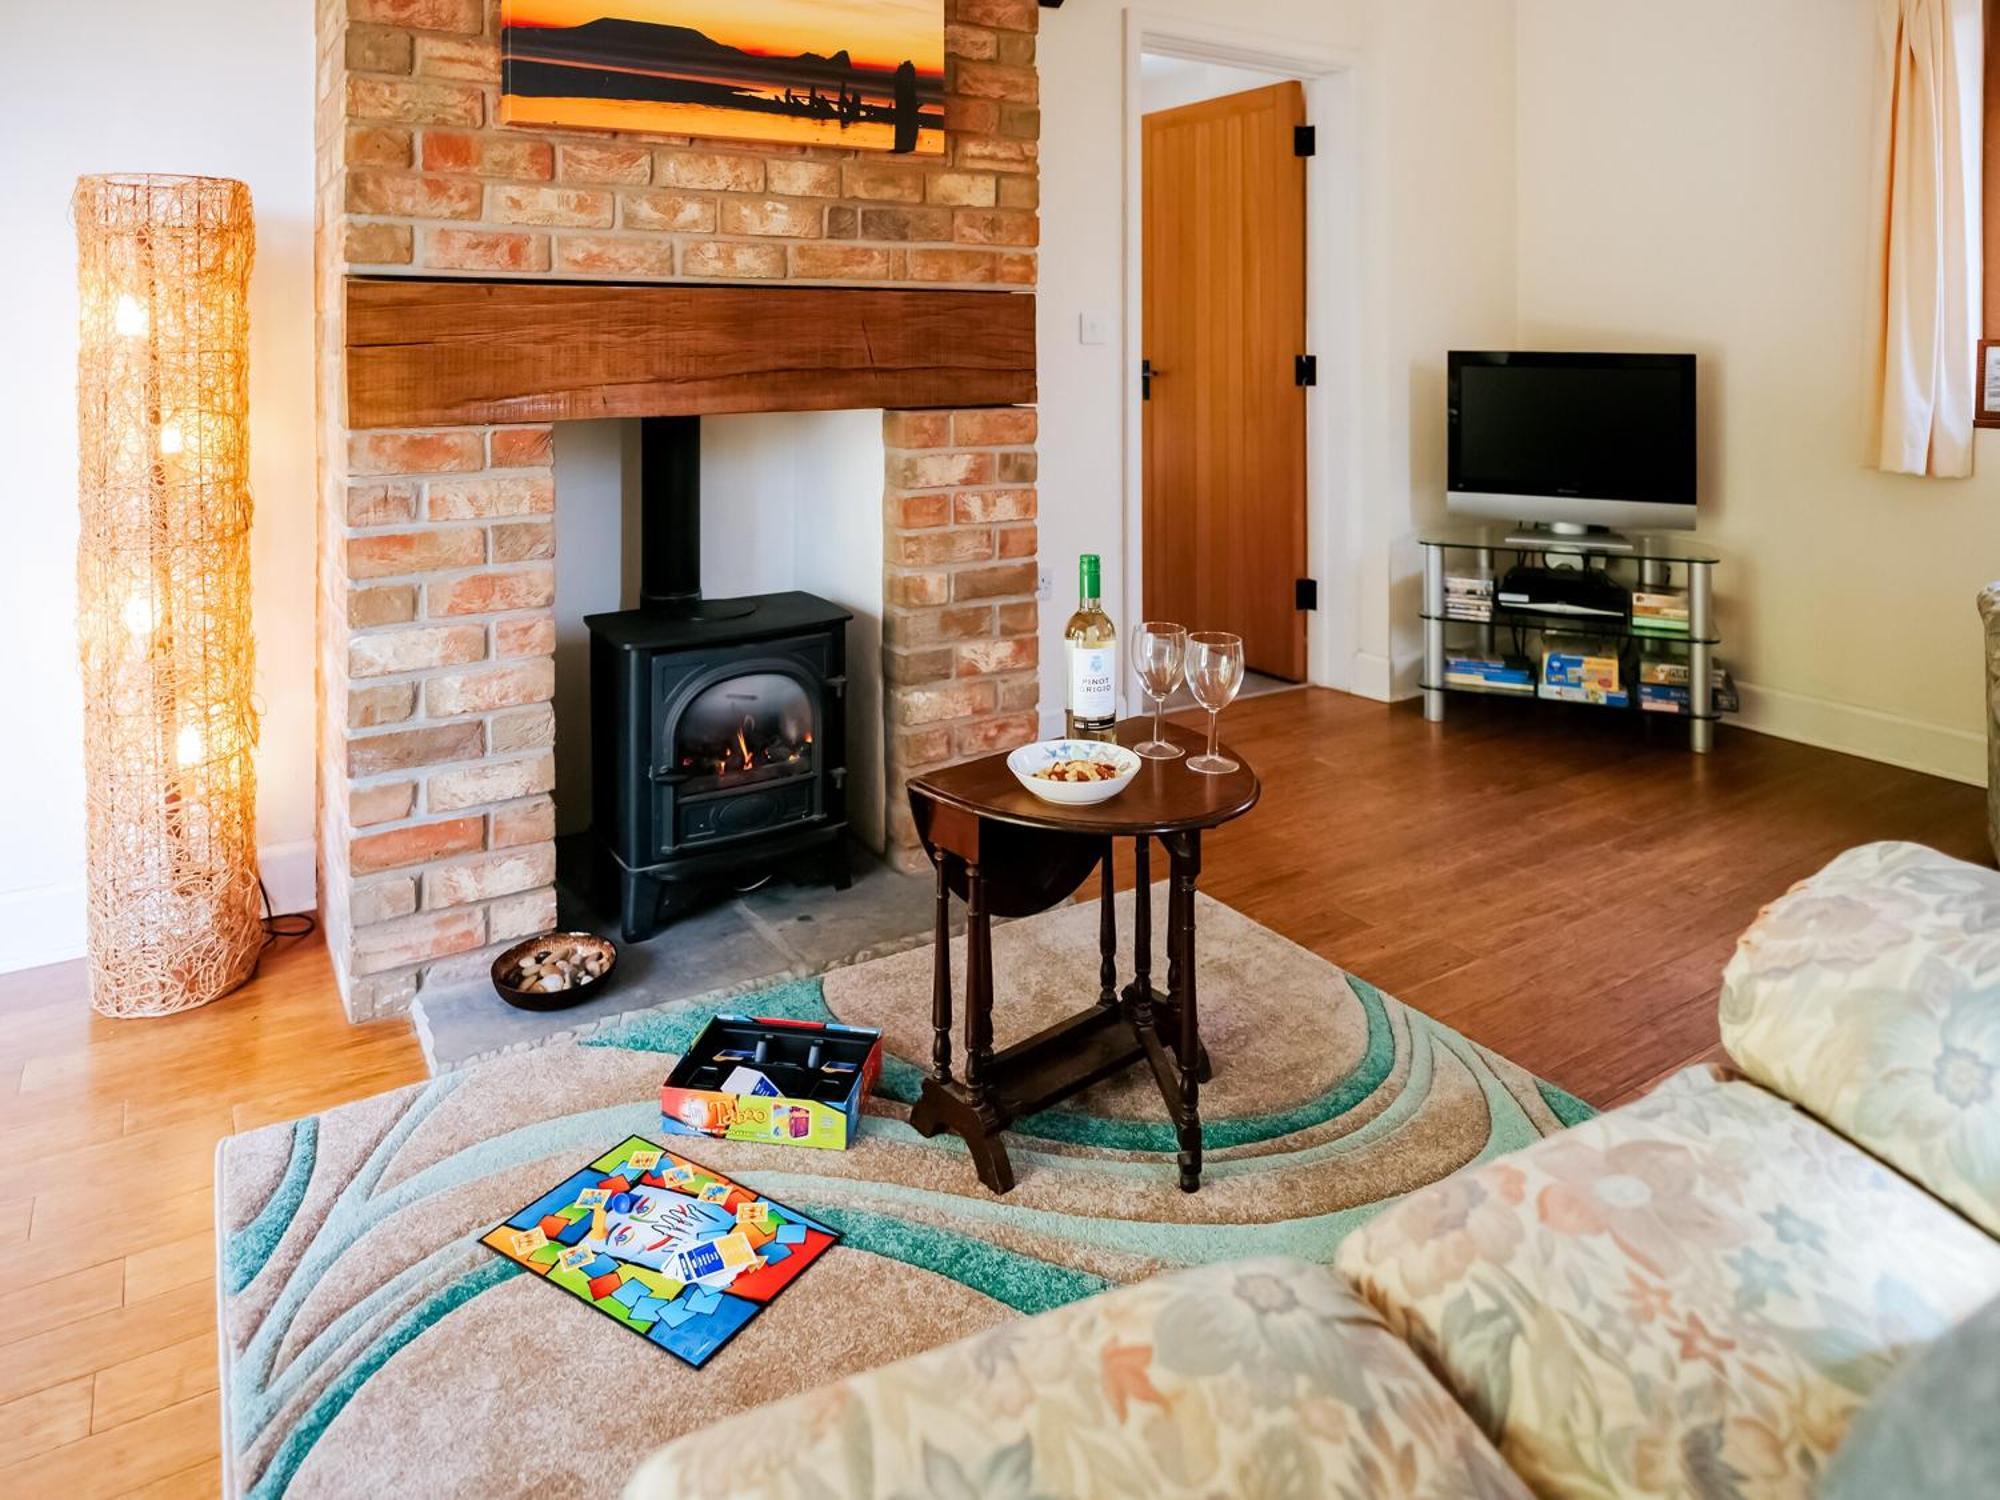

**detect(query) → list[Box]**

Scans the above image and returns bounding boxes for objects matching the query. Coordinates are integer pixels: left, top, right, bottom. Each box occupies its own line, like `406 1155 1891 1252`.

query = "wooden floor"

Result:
0 688 1986 1494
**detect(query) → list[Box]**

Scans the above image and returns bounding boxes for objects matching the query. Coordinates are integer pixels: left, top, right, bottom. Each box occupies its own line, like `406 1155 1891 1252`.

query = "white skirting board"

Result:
1732 681 1986 788
0 876 86 976
0 838 318 977
1344 650 1400 702
1369 650 1985 789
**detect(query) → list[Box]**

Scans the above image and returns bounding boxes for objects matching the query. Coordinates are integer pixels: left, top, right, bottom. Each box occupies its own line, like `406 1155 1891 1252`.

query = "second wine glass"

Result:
1185 632 1245 774
1133 622 1187 759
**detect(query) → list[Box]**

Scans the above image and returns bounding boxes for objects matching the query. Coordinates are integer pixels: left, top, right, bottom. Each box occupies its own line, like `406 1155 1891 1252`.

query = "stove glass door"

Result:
671 671 816 796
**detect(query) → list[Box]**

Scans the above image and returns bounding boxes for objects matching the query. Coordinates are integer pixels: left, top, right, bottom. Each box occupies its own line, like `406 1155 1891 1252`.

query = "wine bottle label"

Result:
1068 642 1116 720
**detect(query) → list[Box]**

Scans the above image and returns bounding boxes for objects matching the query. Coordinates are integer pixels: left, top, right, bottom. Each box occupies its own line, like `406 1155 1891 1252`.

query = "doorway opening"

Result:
1121 22 1357 703
1140 56 1308 688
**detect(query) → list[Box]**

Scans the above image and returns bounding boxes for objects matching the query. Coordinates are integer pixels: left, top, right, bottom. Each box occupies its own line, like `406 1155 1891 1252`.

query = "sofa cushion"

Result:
1819 1290 2000 1498
1719 839 2000 1236
1337 1066 2000 1500
625 1257 1531 1500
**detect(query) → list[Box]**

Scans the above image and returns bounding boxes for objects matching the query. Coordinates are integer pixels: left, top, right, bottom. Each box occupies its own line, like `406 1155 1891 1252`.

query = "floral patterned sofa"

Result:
628 843 2000 1499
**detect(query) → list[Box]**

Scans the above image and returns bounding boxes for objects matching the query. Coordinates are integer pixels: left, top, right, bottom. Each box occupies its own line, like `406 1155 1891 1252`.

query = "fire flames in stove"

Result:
673 672 817 794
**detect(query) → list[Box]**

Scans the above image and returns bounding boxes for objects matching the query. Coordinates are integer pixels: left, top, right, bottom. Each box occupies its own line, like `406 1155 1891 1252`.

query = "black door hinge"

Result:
1295 354 1317 387
1295 578 1318 611
1142 358 1156 400
1294 125 1316 157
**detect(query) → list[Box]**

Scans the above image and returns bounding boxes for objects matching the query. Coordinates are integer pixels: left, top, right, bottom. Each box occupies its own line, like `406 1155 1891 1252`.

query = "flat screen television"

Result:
1447 351 1697 536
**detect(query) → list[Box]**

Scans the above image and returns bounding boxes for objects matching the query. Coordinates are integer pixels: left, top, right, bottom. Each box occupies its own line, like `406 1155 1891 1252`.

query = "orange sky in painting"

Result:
502 0 943 73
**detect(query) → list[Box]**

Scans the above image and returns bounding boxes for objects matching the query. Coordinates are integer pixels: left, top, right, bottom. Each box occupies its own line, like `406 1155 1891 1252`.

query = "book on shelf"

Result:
1634 663 1739 714
1712 665 1739 713
1444 653 1534 692
1537 646 1624 706
1631 589 1691 635
1542 649 1620 688
1538 682 1631 707
1443 576 1495 621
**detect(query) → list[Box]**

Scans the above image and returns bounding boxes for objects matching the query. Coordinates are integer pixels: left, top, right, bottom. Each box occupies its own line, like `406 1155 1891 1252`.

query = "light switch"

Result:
1078 313 1110 346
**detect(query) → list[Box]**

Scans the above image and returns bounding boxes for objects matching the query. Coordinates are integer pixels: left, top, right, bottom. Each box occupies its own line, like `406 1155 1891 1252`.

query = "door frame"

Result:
1121 12 1361 691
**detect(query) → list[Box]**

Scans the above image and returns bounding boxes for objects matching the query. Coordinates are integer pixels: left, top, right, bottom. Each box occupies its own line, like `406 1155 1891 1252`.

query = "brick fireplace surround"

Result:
316 0 1042 1020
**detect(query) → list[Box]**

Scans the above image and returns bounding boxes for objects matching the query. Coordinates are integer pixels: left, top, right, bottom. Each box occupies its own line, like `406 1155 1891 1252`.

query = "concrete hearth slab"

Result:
409 850 939 1074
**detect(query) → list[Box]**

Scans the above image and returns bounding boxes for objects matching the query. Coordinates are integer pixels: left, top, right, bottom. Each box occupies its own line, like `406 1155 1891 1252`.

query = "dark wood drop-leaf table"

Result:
906 719 1260 1194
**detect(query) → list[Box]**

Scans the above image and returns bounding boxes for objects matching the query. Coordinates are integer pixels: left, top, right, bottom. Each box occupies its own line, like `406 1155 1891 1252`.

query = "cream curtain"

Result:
1870 0 1983 478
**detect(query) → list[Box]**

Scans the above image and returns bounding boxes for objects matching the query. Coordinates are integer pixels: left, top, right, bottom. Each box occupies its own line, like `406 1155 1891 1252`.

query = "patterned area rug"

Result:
217 888 1590 1497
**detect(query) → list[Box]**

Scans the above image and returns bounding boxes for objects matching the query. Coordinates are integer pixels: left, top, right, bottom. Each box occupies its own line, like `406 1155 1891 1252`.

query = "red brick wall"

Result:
315 0 1041 1019
881 409 1040 865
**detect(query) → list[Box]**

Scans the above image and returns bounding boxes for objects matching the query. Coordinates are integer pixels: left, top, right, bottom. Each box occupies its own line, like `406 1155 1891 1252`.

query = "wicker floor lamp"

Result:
74 174 263 1018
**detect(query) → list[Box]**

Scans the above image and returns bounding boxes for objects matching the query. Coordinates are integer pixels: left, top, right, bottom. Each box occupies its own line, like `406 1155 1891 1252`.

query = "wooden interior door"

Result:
1143 81 1308 680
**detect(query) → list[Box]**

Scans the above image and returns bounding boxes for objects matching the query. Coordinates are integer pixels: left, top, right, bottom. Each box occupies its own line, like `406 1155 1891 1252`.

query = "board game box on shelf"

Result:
481 1134 837 1367
660 1015 883 1151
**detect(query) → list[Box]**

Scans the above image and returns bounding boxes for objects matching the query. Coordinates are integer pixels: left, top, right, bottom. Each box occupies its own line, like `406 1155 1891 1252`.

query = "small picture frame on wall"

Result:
1978 339 2000 427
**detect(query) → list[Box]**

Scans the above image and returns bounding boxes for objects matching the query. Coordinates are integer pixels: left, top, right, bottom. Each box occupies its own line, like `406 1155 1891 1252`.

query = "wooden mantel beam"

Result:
344 278 1037 430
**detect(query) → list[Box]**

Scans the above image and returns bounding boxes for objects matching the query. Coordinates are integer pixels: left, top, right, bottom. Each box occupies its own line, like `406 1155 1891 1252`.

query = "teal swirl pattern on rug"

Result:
214 890 1592 1497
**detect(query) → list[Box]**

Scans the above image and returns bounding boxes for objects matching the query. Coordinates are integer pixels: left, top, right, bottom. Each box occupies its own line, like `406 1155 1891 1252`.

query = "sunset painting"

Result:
499 1 946 156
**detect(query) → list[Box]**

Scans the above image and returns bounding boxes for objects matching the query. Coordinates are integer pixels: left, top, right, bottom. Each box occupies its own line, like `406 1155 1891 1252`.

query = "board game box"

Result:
660 1014 883 1151
480 1134 838 1367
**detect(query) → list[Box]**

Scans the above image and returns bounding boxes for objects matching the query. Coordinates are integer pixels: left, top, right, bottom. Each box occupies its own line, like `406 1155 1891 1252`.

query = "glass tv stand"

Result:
1418 524 1723 753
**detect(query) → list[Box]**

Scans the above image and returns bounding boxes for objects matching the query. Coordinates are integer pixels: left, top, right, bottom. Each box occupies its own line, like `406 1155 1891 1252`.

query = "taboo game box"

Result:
480 1134 837 1367
660 1015 883 1151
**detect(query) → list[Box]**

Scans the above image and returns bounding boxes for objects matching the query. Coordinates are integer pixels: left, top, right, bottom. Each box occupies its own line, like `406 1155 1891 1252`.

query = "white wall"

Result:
1515 0 1991 782
1139 55 1293 115
0 0 317 974
1035 0 1519 727
551 413 887 853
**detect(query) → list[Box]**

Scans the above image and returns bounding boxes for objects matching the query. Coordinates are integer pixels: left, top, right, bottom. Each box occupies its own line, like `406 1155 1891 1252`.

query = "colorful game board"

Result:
480 1134 838 1367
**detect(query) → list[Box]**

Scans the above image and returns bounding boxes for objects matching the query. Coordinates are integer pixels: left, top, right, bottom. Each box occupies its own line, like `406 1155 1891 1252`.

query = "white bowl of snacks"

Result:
1007 738 1142 806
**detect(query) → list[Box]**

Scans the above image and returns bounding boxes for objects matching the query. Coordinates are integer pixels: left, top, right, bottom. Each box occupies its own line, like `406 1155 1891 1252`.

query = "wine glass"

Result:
1184 632 1245 774
1133 622 1188 759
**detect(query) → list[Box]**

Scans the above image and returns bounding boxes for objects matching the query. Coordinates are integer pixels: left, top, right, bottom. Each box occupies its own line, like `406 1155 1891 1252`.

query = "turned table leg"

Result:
1131 836 1151 1011
1168 831 1204 1192
930 851 954 1085
960 860 1013 1194
1097 838 1118 1008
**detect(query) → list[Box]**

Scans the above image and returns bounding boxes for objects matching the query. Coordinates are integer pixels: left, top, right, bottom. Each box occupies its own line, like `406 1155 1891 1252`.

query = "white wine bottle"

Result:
1064 553 1118 741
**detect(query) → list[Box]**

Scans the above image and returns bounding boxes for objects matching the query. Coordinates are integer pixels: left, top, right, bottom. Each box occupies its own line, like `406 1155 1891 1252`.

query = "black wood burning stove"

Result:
586 417 852 943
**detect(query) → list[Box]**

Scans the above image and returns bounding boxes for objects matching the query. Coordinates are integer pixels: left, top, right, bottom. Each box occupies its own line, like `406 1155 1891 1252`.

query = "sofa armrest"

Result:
1720 840 2000 1236
624 1257 1529 1500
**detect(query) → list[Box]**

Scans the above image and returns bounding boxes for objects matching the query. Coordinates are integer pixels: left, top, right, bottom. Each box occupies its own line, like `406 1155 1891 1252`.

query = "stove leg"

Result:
825 837 852 891
619 868 667 945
